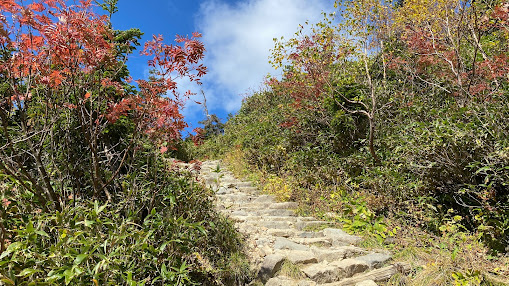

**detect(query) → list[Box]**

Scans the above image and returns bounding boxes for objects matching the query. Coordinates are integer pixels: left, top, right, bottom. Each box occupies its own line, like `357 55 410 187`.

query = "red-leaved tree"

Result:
0 0 206 211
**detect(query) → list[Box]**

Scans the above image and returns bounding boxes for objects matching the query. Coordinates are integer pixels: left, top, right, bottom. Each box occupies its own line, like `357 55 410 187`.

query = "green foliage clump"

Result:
0 155 250 285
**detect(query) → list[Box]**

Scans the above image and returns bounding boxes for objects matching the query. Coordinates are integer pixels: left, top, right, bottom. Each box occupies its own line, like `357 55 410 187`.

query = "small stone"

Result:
216 187 229 194
256 238 271 246
261 245 273 256
274 237 309 251
258 254 286 283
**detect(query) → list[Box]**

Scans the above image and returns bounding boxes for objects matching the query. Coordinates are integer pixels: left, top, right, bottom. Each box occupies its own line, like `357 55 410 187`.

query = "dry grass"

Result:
384 221 509 286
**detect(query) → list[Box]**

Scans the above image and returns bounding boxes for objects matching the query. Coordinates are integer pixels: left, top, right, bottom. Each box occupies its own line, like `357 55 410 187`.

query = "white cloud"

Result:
195 0 332 114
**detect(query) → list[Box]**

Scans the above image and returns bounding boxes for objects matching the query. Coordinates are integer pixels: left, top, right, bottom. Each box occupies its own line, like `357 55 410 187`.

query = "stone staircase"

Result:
196 160 410 286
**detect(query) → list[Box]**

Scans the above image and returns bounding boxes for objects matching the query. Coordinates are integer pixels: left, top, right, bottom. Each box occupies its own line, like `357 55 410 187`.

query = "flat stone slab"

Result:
311 246 367 262
356 280 378 286
267 229 297 237
270 202 299 209
279 250 318 264
266 276 317 286
296 231 325 238
356 253 392 269
255 220 293 229
252 195 275 203
302 263 340 284
274 237 309 251
323 228 362 245
330 258 370 278
295 220 328 231
290 237 332 247
254 209 296 217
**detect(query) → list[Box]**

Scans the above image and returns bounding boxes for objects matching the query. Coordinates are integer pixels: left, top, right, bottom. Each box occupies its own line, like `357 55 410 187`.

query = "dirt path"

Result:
198 160 409 286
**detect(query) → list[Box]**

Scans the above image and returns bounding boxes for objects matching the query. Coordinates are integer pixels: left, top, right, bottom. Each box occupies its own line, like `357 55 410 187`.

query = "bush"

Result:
0 159 250 285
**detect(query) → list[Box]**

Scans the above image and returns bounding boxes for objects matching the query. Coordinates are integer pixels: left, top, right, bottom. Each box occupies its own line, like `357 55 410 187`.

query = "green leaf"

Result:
35 230 50 237
74 254 88 265
1 278 15 285
0 242 23 259
64 269 74 285
16 268 42 277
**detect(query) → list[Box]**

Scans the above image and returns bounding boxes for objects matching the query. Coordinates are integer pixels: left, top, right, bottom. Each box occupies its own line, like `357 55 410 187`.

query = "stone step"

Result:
252 220 293 230
266 276 317 286
276 249 318 264
323 228 362 246
232 216 299 223
197 161 404 286
288 237 332 247
311 246 367 263
295 220 331 231
319 263 411 286
274 237 310 251
301 259 369 284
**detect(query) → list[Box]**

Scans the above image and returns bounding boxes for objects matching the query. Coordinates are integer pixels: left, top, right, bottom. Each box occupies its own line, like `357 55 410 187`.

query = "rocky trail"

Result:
197 160 410 286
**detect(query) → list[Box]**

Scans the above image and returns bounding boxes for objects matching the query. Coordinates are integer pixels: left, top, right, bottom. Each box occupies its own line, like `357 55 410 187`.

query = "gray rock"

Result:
256 209 295 217
255 238 271 247
270 202 299 209
265 276 292 286
265 276 317 286
302 263 340 283
236 181 253 188
311 246 366 262
290 237 332 247
216 187 233 195
274 237 309 251
297 231 325 238
252 195 275 203
356 280 378 286
267 229 297 237
230 210 249 216
295 221 327 231
297 281 317 286
258 254 286 283
280 250 318 264
330 258 369 278
256 221 292 229
356 253 392 269
323 228 362 245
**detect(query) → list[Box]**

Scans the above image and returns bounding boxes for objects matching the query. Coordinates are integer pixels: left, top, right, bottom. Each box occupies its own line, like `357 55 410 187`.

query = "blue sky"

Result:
110 0 333 134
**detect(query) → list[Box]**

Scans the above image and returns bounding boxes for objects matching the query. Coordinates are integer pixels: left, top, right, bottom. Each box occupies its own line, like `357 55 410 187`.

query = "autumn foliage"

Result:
0 0 206 210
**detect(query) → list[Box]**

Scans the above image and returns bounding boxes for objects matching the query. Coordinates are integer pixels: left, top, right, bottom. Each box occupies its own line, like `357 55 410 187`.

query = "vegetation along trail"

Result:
196 160 410 285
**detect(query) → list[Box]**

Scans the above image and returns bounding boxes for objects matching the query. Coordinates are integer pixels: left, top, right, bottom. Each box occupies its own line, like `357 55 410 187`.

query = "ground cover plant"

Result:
0 0 250 284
